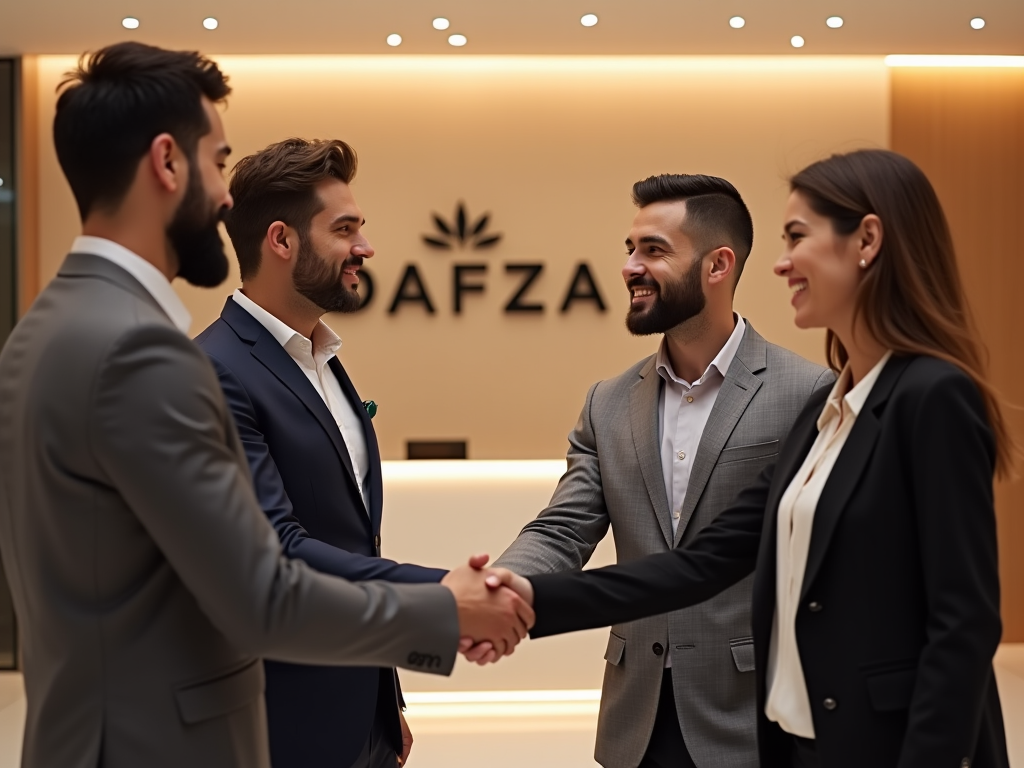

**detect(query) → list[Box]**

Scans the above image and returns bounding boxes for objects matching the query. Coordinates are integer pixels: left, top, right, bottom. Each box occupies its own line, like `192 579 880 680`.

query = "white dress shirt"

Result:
72 235 191 333
231 290 371 510
764 351 892 737
657 314 746 538
656 315 746 668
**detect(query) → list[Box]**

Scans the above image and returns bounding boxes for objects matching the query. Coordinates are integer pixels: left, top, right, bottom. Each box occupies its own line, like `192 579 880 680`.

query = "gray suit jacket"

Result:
0 254 459 768
496 323 832 768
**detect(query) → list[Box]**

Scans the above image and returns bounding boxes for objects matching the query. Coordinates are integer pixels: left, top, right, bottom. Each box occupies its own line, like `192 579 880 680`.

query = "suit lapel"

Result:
673 325 766 545
799 355 911 600
630 358 675 548
328 357 380 525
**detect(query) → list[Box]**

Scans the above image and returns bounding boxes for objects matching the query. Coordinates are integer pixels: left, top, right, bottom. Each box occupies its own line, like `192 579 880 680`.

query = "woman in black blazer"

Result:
512 150 1013 768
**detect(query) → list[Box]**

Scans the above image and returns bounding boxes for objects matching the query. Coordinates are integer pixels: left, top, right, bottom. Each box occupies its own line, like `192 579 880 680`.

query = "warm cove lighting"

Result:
729 16 745 29
381 460 566 483
580 13 599 27
885 55 1024 67
386 33 402 46
121 17 139 29
404 690 601 704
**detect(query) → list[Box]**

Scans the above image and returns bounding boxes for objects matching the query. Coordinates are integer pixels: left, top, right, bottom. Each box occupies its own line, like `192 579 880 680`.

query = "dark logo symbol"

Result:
423 202 502 250
407 651 443 669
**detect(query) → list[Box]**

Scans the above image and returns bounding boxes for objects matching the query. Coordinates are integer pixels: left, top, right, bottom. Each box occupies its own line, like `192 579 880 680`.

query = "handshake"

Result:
441 554 536 665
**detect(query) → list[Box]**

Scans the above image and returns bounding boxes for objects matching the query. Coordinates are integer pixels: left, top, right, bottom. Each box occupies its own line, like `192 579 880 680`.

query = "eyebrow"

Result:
633 234 672 247
783 219 806 233
330 214 365 227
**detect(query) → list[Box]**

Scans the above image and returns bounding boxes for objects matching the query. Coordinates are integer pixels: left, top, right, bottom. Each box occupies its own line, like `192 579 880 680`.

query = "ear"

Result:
265 221 297 264
147 133 184 194
706 246 737 288
857 213 883 267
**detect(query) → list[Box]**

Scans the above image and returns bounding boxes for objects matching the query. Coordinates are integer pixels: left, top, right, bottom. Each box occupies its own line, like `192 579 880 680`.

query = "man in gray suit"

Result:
0 42 531 768
495 174 832 768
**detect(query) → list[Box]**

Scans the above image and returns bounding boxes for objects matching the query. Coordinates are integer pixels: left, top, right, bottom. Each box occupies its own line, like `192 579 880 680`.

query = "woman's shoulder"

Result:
891 354 985 413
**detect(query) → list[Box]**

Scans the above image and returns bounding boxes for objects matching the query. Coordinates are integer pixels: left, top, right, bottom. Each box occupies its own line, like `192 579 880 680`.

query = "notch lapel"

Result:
673 325 766 545
799 355 911 600
630 358 674 548
328 357 380 525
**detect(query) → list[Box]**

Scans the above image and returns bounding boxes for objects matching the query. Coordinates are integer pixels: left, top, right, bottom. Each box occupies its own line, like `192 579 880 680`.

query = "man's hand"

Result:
454 556 535 665
397 709 412 766
441 554 535 658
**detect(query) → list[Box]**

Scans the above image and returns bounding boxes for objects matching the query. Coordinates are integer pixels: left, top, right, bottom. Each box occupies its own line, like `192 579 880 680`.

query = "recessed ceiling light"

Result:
202 17 218 30
121 17 140 29
0 178 4 187
970 17 986 30
448 33 467 47
791 35 806 48
826 16 843 28
580 13 598 27
386 33 403 46
729 16 745 29
433 17 450 30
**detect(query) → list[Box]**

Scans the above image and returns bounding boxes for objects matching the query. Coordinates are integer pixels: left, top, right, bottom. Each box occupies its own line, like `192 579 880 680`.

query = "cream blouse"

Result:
764 351 892 738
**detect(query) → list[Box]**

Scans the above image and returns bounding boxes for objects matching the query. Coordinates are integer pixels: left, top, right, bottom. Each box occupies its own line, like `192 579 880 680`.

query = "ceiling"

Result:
2 0 1022 56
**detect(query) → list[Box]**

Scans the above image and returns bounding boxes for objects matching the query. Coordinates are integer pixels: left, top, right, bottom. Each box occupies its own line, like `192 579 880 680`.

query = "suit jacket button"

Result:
652 643 664 656
808 601 823 612
374 534 381 549
822 698 837 710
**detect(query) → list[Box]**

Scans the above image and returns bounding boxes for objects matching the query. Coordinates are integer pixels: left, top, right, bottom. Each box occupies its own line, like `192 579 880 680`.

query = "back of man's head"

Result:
53 42 231 221
631 174 754 285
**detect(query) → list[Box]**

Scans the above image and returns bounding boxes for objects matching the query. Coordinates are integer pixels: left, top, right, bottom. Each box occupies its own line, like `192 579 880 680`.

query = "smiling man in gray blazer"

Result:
0 43 531 768
495 174 832 768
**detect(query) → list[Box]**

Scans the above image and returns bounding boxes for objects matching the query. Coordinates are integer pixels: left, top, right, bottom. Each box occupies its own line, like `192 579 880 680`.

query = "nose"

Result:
773 253 792 277
353 236 375 259
222 190 234 211
622 251 645 284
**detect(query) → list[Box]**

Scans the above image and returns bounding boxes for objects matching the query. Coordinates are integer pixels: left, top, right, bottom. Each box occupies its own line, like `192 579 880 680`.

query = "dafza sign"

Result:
355 203 608 315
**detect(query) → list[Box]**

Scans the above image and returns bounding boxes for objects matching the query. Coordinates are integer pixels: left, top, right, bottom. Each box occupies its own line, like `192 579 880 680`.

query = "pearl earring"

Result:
859 259 868 269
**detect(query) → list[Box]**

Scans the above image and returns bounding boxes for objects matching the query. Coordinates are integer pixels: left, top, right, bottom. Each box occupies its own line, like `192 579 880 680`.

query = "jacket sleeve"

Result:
494 382 611 575
207 354 446 584
898 370 1002 767
91 325 458 673
528 459 771 637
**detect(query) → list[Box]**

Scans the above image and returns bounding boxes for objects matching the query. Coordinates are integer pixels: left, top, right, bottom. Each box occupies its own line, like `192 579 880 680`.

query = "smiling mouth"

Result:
630 287 656 301
791 281 808 295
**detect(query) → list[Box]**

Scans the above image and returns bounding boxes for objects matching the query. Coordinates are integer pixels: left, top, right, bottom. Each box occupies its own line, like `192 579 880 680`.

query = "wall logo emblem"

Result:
423 202 502 250
357 201 607 316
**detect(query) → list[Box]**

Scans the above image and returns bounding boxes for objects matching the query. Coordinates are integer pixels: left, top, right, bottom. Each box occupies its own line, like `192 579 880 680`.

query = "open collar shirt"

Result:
232 289 371 510
765 350 892 737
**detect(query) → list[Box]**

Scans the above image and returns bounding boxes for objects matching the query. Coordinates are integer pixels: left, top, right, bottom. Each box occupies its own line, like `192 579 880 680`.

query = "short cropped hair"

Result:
632 174 754 283
53 42 231 220
225 138 358 280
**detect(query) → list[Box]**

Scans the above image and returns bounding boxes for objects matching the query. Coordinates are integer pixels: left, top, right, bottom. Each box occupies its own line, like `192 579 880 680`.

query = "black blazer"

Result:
195 298 446 768
529 355 1008 768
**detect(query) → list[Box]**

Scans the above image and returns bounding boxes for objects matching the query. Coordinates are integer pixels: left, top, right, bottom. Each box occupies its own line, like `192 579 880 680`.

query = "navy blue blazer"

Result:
195 297 446 768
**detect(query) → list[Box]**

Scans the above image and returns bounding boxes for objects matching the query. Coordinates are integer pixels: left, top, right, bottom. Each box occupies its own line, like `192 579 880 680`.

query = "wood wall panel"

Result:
16 55 38 316
891 67 1024 641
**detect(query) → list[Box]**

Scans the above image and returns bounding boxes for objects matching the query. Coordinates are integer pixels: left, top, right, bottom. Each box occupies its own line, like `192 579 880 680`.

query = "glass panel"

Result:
0 58 20 669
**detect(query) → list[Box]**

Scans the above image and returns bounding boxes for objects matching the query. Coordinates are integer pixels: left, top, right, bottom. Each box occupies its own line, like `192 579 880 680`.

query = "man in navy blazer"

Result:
195 138 446 768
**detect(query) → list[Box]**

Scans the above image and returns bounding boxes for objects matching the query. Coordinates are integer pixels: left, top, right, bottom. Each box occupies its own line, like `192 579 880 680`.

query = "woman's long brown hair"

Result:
790 149 1017 477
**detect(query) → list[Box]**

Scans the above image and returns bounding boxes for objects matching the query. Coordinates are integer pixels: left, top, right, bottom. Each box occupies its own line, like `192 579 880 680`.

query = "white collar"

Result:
72 235 191 333
656 314 747 388
818 351 893 429
231 289 341 356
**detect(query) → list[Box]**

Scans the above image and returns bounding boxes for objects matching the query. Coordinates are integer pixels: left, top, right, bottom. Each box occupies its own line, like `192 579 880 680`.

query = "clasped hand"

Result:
440 553 535 666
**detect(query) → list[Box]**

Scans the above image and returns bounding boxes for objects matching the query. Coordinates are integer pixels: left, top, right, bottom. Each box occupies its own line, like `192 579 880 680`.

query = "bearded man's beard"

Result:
292 237 363 314
166 160 230 288
625 255 706 336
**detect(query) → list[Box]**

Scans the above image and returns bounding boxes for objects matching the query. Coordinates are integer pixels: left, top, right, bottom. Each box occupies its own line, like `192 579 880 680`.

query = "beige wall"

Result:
32 55 888 458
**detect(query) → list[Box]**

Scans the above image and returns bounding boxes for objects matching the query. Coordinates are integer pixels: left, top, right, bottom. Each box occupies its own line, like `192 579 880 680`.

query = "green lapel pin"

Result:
362 400 377 420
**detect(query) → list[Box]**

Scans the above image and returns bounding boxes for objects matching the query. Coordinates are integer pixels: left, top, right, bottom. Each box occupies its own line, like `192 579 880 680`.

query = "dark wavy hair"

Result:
225 138 358 280
54 42 231 220
791 149 1016 476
